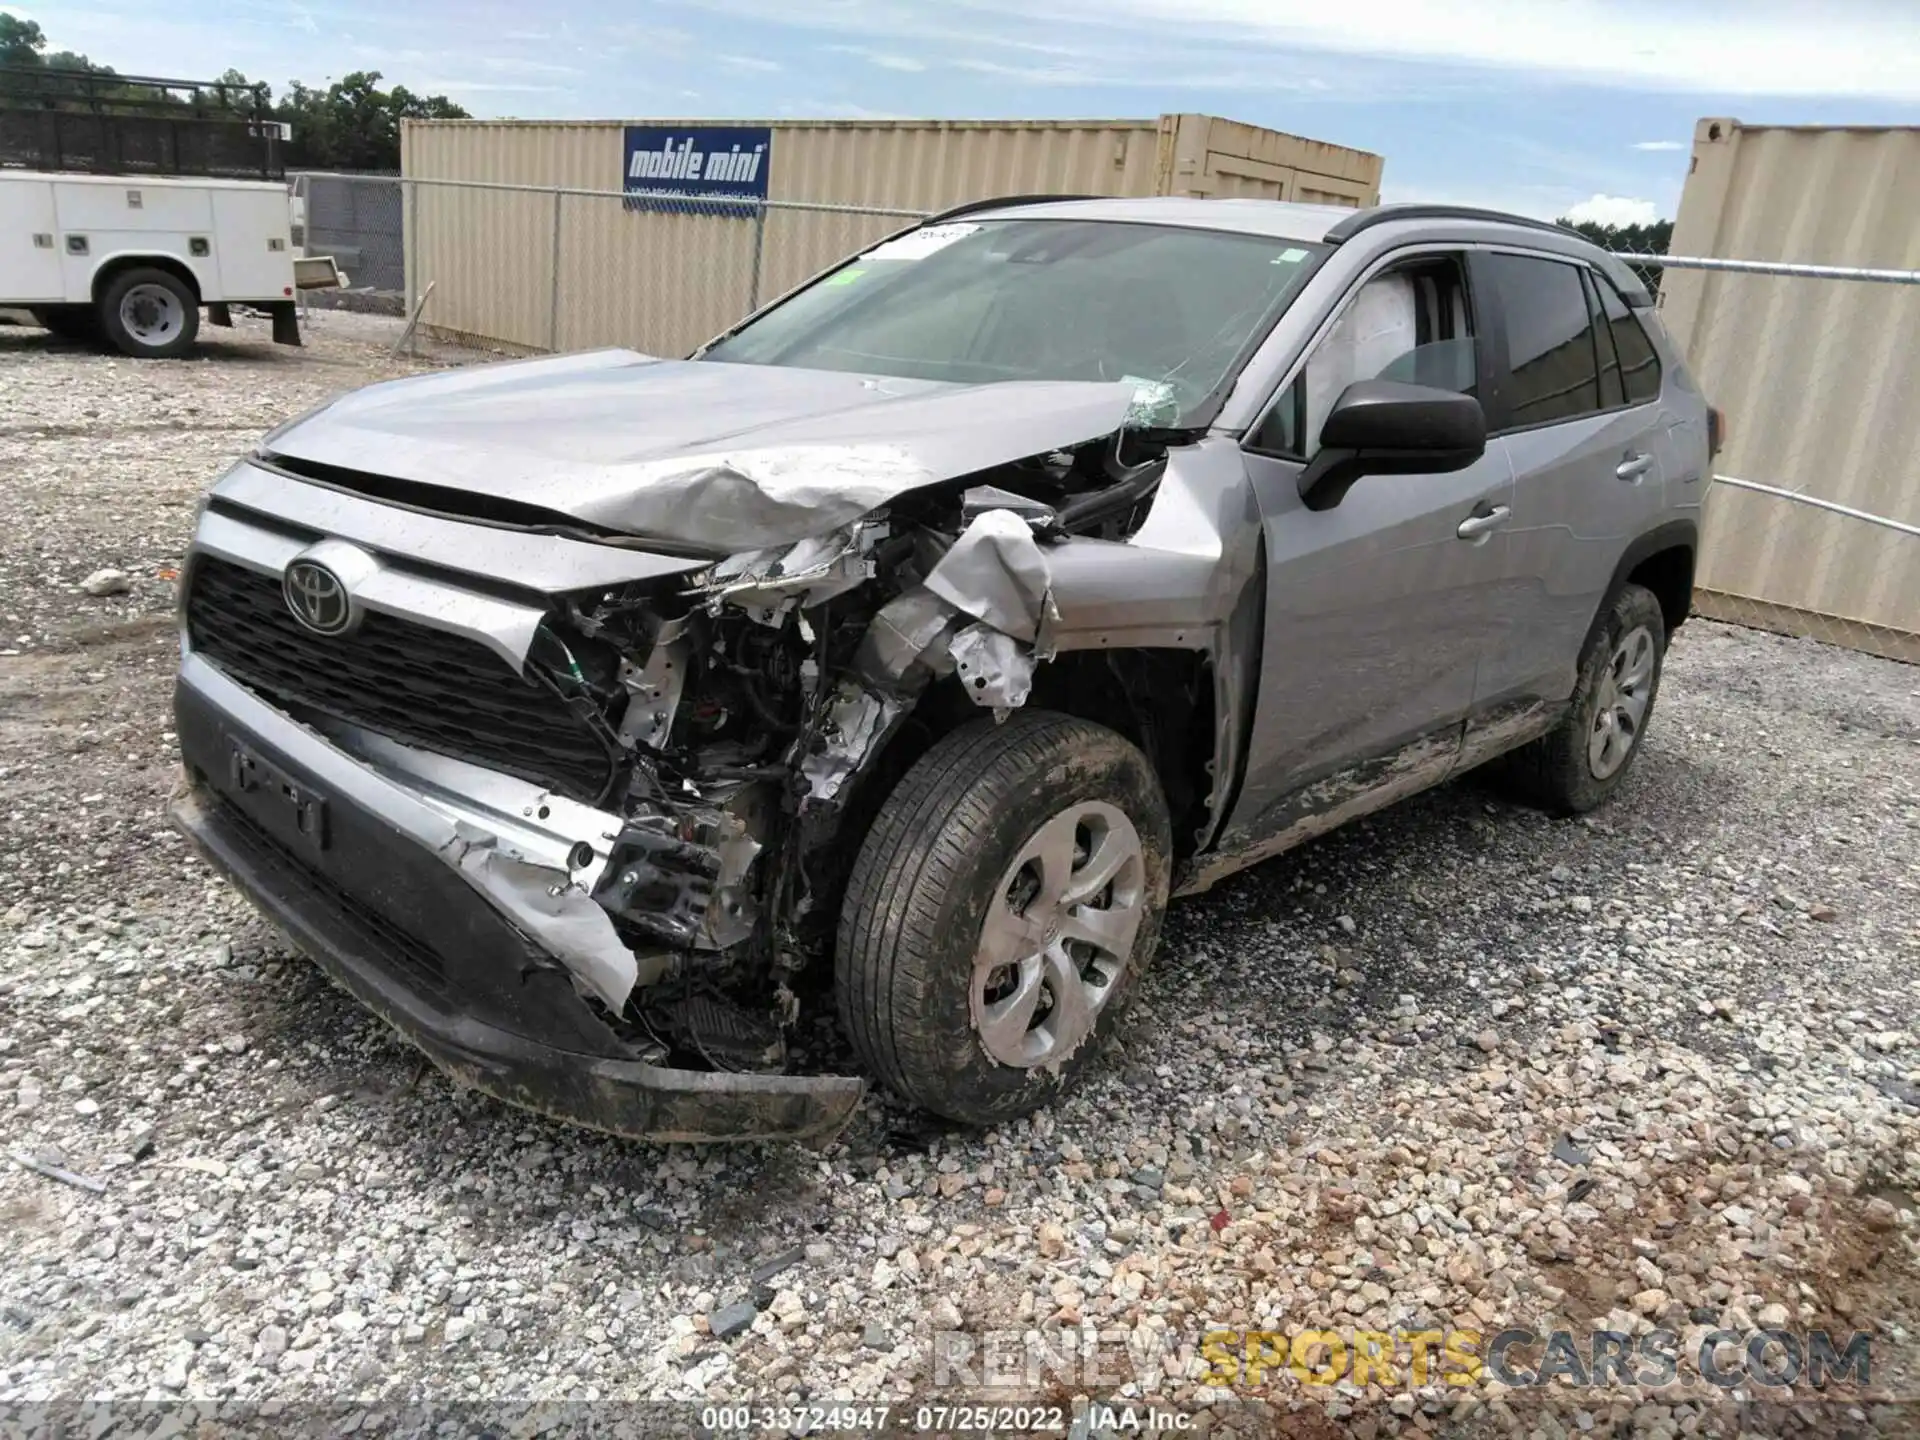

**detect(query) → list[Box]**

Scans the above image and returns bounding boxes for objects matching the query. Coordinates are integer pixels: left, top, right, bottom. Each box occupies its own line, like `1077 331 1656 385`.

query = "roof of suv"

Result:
959 195 1651 304
964 195 1361 241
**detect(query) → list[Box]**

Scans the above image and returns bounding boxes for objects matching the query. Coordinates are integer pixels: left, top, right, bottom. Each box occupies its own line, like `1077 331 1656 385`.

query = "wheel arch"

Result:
1586 518 1697 657
90 254 207 307
800 643 1222 957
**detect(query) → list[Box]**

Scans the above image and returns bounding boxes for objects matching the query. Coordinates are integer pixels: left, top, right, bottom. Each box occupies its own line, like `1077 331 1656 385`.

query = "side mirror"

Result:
1297 379 1488 512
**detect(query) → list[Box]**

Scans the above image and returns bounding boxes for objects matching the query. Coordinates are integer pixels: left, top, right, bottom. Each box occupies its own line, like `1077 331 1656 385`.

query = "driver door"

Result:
1225 252 1516 848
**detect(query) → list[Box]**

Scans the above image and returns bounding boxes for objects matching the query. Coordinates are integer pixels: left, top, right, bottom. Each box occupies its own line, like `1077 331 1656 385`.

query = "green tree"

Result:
1 15 115 82
275 71 468 169
2 22 467 169
0 13 47 66
1556 216 1674 297
213 67 269 110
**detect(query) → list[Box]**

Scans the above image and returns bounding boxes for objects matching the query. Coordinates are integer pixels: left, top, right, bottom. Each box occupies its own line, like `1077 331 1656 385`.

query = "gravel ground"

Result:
1 313 1917 1436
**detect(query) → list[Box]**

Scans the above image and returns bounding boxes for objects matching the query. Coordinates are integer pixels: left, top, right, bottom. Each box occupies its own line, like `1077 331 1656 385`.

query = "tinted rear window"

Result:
1484 253 1602 427
1596 275 1663 405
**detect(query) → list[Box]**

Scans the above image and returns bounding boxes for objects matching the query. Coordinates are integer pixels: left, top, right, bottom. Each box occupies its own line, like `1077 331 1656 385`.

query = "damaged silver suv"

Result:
171 198 1714 1143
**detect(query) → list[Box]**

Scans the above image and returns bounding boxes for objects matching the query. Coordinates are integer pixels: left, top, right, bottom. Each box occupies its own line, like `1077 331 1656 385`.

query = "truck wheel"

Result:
1496 582 1667 814
28 305 101 344
98 268 199 358
837 710 1172 1125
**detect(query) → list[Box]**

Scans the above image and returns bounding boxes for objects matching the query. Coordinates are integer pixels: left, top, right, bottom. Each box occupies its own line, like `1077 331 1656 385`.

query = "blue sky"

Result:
17 0 1920 222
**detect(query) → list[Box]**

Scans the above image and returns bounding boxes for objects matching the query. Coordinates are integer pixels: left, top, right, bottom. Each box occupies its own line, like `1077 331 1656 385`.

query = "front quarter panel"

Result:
1043 437 1264 852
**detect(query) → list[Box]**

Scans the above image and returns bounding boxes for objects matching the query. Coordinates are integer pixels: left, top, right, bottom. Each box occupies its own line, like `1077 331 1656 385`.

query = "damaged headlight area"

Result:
501 429 1170 1080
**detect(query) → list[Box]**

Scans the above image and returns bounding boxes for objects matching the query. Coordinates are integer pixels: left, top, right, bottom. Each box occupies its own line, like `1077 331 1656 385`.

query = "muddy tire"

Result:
836 710 1172 1125
1496 582 1667 814
98 267 199 359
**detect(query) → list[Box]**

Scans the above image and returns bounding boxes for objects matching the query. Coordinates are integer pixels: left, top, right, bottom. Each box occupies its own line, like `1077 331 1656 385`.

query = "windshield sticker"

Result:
824 268 867 287
1274 247 1310 264
862 223 982 262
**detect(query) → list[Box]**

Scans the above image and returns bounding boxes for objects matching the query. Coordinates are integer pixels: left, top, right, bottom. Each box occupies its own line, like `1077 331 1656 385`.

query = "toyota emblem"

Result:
282 559 353 636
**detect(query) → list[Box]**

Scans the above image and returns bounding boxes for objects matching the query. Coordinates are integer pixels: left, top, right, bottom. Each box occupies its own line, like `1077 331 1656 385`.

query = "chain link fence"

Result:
395 175 919 357
287 173 1916 663
289 172 405 302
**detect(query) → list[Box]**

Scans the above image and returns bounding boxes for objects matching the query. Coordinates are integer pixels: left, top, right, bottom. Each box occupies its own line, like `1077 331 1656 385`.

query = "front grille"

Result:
205 787 448 998
186 556 615 805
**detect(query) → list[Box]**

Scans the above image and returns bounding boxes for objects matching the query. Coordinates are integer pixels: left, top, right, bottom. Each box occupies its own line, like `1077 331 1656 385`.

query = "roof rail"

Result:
1323 203 1576 244
921 193 1098 224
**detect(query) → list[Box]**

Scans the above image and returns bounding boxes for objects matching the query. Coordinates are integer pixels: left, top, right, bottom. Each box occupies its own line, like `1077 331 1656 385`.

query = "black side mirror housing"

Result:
1297 379 1488 511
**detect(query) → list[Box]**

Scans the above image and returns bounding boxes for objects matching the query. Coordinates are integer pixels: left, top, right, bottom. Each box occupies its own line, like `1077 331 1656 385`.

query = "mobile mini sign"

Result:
622 125 772 215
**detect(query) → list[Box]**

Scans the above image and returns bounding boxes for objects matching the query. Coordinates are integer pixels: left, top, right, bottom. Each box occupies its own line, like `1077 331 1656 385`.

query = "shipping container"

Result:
1663 117 1920 656
400 114 1383 357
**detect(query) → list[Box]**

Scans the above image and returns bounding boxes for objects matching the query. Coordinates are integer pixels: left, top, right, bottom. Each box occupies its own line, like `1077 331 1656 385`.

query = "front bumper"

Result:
169 658 863 1146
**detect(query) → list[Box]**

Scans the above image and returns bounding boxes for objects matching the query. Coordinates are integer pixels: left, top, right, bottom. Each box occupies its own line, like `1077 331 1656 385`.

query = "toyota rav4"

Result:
170 198 1714 1143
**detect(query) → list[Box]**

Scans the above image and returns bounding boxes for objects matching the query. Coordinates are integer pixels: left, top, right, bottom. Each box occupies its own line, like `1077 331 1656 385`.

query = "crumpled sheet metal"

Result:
622 446 931 554
445 829 651 1011
949 623 1036 712
267 352 1143 553
853 585 962 690
698 524 880 617
706 829 764 949
960 483 1058 530
923 508 1056 645
799 682 902 803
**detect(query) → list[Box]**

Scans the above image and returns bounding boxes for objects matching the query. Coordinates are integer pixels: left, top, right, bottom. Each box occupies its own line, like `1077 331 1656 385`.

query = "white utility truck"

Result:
0 68 343 357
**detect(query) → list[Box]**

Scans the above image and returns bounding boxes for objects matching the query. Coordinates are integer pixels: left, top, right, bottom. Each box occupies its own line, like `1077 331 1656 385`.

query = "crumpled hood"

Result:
266 349 1140 552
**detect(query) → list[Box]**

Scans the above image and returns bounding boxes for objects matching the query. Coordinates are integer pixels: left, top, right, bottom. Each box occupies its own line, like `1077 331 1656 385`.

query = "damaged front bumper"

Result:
168 655 863 1145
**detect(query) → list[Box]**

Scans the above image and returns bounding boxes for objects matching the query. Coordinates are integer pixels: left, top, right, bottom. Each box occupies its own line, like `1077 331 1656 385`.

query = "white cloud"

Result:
954 58 1097 85
717 54 782 73
1089 0 1919 99
954 55 1368 92
1563 193 1661 227
1632 140 1689 152
419 81 565 94
825 44 927 72
782 100 906 119
689 0 1920 102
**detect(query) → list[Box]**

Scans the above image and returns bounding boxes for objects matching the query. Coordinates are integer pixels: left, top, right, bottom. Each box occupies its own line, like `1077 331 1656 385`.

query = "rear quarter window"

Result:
1596 276 1663 405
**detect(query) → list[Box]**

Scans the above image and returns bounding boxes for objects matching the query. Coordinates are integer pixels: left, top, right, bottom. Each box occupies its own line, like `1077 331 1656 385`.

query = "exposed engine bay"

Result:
514 427 1173 1076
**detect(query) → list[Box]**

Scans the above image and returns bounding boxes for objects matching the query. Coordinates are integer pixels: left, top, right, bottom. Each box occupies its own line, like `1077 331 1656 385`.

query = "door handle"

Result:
1456 504 1510 540
1616 453 1655 481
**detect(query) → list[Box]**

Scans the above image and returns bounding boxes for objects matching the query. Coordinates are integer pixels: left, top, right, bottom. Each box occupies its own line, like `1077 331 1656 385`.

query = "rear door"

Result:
1229 250 1515 844
1467 250 1672 725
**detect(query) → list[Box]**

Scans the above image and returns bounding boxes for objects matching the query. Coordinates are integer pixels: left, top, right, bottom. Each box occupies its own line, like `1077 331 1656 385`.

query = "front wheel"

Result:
836 711 1172 1125
1496 582 1667 814
98 267 200 358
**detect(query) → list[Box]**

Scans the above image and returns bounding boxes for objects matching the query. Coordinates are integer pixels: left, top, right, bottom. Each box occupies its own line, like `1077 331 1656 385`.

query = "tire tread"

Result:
1496 582 1666 814
836 710 1166 1119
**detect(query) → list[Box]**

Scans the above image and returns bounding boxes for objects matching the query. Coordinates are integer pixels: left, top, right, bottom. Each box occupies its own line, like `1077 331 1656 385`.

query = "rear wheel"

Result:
836 710 1171 1124
1497 582 1667 814
98 267 199 358
28 304 100 343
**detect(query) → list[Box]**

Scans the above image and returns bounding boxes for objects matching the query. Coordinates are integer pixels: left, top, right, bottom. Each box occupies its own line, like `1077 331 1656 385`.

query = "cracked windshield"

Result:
705 219 1325 425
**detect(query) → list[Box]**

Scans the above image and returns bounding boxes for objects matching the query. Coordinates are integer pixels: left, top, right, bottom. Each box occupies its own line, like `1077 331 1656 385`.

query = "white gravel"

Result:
1 311 1916 1434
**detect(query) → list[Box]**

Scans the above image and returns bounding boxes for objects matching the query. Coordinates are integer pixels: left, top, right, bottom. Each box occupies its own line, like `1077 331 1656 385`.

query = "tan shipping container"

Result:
1663 117 1920 656
401 114 1383 357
